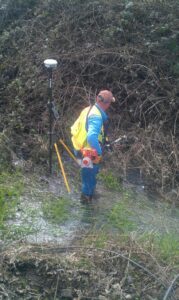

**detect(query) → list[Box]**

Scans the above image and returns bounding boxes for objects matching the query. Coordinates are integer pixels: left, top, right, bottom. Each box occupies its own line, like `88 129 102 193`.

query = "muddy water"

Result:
4 171 179 245
6 176 82 245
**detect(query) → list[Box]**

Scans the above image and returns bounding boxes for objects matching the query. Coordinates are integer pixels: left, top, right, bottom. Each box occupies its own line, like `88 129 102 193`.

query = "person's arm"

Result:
87 115 102 155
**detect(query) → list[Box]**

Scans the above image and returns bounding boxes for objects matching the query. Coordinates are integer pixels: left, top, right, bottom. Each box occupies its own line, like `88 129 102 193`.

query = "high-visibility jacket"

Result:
71 105 104 151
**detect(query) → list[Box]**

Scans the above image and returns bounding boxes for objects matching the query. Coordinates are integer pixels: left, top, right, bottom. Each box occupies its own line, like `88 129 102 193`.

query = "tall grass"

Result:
42 194 70 223
0 172 24 228
98 170 122 191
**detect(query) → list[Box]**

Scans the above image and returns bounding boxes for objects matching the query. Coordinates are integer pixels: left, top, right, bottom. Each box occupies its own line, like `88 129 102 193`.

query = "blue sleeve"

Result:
87 115 102 155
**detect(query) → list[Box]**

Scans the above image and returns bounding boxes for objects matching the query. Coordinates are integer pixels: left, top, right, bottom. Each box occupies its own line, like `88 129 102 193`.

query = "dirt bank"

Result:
1 243 176 300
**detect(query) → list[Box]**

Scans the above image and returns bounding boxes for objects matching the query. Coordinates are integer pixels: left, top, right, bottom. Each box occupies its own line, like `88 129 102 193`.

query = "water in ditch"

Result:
3 168 179 247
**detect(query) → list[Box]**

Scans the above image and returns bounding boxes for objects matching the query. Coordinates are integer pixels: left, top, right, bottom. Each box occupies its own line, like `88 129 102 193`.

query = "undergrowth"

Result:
0 171 24 229
138 232 179 266
42 194 71 223
98 170 122 191
107 201 135 232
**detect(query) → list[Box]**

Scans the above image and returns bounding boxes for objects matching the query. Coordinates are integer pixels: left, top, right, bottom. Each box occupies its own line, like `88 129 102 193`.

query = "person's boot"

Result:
80 193 92 204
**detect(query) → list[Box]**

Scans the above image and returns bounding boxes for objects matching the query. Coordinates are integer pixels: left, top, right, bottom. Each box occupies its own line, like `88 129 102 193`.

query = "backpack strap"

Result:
85 105 93 132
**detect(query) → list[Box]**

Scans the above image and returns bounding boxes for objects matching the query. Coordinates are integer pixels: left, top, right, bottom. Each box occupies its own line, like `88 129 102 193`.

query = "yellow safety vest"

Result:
71 105 104 150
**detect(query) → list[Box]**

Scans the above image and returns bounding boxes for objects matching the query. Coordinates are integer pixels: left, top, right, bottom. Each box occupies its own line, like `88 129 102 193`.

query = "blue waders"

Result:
81 164 100 197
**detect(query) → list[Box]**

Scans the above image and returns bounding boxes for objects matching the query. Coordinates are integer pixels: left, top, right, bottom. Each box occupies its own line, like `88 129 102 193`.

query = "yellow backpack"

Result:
71 105 102 150
71 106 91 150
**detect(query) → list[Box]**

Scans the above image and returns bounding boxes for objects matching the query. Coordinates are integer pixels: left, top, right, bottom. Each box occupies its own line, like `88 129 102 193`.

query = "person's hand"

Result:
103 142 113 152
103 136 113 152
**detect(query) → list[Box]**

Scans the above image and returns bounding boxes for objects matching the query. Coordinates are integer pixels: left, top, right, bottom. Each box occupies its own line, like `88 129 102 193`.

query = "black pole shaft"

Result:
48 69 53 174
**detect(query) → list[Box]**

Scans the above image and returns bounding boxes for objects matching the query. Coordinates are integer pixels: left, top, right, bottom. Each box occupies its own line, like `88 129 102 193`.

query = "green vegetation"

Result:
81 226 179 266
98 170 122 191
82 226 109 248
167 36 179 54
0 0 38 32
93 229 109 248
4 224 36 240
0 172 24 228
107 200 135 232
166 36 179 77
172 62 179 76
155 233 179 263
42 194 71 224
80 188 136 247
138 232 179 265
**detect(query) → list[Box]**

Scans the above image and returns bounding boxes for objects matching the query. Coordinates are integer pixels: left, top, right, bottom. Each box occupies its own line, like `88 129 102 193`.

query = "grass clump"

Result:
107 200 135 232
98 170 122 191
0 172 24 228
107 190 137 232
82 226 110 249
4 224 36 240
138 232 179 266
156 233 179 263
93 230 109 248
42 194 70 224
106 188 136 232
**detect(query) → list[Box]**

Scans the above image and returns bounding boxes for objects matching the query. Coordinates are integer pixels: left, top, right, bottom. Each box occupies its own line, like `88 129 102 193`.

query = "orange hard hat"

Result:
97 90 115 103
